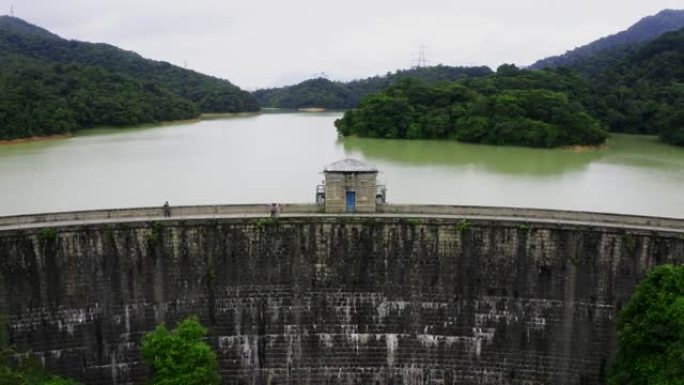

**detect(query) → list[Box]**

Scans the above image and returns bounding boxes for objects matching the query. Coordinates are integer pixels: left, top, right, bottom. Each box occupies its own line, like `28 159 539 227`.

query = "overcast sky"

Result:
2 0 682 89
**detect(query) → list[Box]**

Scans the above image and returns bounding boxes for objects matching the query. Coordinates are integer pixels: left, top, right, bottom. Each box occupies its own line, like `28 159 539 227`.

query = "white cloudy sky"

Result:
2 0 682 89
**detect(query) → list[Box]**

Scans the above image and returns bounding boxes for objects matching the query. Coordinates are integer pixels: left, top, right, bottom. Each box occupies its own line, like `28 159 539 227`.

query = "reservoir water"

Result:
0 111 683 217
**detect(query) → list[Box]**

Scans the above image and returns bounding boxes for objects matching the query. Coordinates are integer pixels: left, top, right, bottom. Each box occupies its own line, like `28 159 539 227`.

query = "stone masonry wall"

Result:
324 173 376 213
0 217 683 385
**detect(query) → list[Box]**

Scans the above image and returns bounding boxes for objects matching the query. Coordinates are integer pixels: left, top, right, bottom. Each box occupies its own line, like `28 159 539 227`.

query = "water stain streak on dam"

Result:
0 205 683 385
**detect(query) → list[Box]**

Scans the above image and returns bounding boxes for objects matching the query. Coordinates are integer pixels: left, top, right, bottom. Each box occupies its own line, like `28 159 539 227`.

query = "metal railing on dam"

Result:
1 203 683 232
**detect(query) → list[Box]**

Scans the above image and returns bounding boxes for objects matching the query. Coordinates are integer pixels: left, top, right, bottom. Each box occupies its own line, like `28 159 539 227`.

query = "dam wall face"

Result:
0 216 683 385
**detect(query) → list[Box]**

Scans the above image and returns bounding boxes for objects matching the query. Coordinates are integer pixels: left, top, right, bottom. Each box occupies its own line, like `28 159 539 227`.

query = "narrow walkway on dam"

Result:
1 204 683 234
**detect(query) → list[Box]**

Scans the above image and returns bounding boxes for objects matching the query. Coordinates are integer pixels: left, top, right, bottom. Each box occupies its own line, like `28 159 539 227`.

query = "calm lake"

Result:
1 111 683 218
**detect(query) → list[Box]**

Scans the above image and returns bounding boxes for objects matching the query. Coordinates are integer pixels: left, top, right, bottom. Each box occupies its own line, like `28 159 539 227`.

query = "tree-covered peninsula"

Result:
337 25 684 148
0 16 258 140
335 66 608 148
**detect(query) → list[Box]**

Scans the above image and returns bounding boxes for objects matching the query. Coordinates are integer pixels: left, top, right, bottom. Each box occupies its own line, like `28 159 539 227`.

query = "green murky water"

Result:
0 111 682 217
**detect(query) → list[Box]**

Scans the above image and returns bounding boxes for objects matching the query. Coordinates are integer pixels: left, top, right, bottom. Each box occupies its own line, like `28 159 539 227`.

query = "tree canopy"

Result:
586 28 684 145
0 56 199 139
0 16 258 140
610 264 684 385
141 316 220 385
337 25 684 148
336 67 608 148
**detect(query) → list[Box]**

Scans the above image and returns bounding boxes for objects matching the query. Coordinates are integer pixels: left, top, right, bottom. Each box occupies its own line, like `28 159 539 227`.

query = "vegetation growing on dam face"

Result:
0 315 219 385
335 66 608 148
610 264 684 385
0 318 80 385
141 316 220 385
0 358 80 385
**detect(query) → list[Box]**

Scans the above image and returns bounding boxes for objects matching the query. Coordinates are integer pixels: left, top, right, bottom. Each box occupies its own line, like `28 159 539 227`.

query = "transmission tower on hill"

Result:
10 5 15 17
413 44 429 68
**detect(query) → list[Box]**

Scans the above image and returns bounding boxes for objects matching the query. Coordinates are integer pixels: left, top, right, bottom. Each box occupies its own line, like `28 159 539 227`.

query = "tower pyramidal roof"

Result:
324 158 378 173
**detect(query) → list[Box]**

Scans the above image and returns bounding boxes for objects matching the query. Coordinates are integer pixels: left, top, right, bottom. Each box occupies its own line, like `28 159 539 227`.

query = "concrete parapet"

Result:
1 204 682 233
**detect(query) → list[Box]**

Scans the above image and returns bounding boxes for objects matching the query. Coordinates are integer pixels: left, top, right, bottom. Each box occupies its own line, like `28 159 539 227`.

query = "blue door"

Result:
346 191 356 213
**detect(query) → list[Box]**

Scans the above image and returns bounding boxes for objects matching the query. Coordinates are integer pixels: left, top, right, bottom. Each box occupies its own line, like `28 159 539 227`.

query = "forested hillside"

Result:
0 16 258 140
530 9 684 72
337 25 684 148
0 56 199 139
254 78 354 109
253 65 493 109
335 66 607 148
588 28 684 145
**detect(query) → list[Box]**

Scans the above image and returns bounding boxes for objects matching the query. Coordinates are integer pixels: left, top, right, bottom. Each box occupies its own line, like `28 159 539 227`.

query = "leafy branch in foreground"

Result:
610 264 684 385
141 316 219 385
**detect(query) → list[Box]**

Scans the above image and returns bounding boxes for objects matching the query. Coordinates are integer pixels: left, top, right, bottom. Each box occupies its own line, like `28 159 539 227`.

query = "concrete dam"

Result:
0 204 683 385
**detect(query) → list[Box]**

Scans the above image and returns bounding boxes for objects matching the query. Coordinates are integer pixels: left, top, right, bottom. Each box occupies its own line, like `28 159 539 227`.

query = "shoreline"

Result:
297 107 327 112
1 110 359 145
561 143 609 152
0 134 72 146
200 111 261 120
0 115 210 146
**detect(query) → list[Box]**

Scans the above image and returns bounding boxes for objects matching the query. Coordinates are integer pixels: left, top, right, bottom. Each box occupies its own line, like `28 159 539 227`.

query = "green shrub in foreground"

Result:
141 316 219 385
610 264 684 385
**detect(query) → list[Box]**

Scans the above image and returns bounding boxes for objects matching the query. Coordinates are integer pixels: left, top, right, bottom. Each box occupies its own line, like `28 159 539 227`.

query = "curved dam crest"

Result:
0 205 683 385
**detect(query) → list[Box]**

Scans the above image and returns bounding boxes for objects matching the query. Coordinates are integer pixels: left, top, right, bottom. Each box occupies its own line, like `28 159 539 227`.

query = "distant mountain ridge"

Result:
529 9 684 70
253 65 493 109
0 15 58 39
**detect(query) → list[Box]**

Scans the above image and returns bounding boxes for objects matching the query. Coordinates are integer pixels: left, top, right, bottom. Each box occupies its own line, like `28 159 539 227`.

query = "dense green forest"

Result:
1 13 682 146
256 9 684 111
337 26 684 147
0 56 198 139
609 265 684 385
253 65 493 109
587 28 684 145
0 16 257 140
529 12 684 146
254 78 354 109
335 66 607 148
